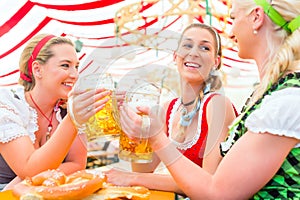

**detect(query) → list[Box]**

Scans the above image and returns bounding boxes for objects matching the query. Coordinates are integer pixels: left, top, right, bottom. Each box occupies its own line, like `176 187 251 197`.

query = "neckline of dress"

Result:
168 93 215 150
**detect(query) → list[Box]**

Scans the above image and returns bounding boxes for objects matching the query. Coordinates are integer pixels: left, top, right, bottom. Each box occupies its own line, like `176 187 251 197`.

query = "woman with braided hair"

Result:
105 23 237 195
115 0 300 199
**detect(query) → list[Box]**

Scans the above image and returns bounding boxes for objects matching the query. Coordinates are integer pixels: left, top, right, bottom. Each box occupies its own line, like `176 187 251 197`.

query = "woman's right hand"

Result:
119 104 165 141
68 88 111 126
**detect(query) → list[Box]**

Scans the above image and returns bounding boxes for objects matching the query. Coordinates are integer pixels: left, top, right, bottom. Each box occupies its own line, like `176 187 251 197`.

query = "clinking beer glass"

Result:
71 73 122 142
118 82 161 163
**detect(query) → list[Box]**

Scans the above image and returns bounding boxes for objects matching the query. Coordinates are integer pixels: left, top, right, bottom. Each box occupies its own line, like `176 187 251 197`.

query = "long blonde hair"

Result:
235 0 300 104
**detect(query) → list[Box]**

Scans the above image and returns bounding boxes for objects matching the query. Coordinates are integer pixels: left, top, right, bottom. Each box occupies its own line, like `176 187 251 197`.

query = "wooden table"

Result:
0 189 174 199
150 190 175 200
0 161 175 199
0 190 17 200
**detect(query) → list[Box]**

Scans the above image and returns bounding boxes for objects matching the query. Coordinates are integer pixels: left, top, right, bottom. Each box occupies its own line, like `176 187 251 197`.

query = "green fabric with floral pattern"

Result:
220 72 300 199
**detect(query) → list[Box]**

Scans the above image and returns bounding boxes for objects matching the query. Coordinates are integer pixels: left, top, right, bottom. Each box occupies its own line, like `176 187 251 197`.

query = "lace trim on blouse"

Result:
0 86 38 143
168 92 217 150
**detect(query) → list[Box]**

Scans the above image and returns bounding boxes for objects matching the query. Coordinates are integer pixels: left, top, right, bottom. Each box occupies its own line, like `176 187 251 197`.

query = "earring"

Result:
253 30 258 35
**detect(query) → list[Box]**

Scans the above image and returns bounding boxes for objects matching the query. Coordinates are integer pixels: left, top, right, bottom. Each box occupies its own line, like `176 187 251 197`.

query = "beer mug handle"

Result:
67 96 87 130
141 115 151 139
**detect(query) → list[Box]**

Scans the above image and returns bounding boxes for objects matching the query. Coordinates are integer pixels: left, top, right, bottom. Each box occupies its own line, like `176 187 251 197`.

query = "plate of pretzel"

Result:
12 169 150 200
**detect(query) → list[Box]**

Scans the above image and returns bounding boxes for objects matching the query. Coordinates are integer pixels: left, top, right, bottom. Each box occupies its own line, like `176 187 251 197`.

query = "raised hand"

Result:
68 87 111 126
119 104 166 140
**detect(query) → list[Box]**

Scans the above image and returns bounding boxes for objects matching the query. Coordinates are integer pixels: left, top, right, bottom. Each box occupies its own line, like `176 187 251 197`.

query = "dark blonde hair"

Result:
19 34 74 91
177 23 223 92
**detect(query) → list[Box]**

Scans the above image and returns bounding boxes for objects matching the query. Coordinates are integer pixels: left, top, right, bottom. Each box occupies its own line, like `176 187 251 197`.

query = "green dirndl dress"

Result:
220 73 300 199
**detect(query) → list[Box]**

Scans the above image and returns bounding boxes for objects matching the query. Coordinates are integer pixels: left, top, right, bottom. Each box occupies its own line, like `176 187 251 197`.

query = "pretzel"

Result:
12 169 106 200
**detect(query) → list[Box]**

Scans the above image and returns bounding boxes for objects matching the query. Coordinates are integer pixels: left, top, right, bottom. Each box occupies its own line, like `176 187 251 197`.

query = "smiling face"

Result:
35 43 79 99
175 26 219 86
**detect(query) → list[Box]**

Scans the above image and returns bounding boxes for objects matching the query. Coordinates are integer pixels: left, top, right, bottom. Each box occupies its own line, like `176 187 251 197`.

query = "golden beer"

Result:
73 73 121 142
118 82 161 163
118 114 153 163
85 90 121 141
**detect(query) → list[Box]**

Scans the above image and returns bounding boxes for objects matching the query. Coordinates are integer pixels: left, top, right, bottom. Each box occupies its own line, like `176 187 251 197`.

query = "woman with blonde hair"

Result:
116 0 300 199
106 23 237 195
0 34 109 190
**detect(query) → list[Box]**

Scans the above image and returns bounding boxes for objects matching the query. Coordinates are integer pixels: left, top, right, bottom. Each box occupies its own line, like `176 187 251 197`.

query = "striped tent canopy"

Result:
0 0 258 99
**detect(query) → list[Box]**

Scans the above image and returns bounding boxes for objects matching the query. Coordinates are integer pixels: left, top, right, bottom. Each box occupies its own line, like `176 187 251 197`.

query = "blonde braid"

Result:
251 29 300 104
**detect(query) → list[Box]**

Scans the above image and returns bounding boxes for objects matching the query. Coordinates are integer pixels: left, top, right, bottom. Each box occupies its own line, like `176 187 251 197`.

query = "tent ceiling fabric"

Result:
0 0 258 87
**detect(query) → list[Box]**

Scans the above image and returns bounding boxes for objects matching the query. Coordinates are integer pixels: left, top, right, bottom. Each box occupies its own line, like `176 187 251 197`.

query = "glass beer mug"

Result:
71 73 121 142
118 82 161 163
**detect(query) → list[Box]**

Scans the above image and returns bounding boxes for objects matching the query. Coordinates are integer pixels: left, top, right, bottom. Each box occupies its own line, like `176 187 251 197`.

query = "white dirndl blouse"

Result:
245 88 300 147
0 86 67 144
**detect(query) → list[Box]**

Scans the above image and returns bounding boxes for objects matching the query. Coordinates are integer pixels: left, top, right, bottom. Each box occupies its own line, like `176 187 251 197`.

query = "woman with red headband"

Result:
116 0 300 199
0 34 109 190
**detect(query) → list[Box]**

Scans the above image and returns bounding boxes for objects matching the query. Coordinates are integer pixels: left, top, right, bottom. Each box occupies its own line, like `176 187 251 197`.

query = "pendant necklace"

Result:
29 93 55 141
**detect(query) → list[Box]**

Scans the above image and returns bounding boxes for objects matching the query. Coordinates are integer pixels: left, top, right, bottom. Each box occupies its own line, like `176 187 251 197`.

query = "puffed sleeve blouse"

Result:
245 87 300 147
0 86 37 144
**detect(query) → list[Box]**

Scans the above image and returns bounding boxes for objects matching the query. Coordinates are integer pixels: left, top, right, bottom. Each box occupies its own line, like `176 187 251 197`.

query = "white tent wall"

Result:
0 0 258 111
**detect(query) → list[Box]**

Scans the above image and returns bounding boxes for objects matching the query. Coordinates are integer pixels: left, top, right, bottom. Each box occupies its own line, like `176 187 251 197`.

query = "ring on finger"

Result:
87 106 92 112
